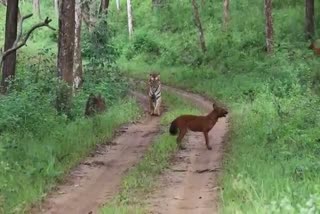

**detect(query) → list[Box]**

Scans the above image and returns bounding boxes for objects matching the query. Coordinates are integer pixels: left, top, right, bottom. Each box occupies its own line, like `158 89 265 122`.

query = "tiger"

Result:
148 73 162 116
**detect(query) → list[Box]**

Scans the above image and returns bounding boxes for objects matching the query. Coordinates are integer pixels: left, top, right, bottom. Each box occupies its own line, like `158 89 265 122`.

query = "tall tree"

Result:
264 0 273 53
116 0 120 11
33 0 41 19
54 0 59 17
223 0 230 30
305 0 315 40
1 0 19 93
99 0 110 14
57 0 75 113
152 0 162 9
82 0 96 32
191 0 206 53
73 0 83 92
0 0 7 6
127 0 133 39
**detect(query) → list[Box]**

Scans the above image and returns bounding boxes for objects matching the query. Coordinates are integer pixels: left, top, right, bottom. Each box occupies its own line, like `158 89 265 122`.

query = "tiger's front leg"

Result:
149 97 155 115
154 97 161 116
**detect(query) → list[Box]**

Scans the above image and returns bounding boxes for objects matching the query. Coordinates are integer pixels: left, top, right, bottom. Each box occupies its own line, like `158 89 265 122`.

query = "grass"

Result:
0 1 134 213
0 99 140 213
119 62 320 213
104 0 320 212
0 0 319 213
100 92 201 214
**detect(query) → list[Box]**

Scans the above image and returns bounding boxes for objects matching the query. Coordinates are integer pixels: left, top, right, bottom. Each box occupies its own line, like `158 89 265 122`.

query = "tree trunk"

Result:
82 1 94 32
264 0 273 53
152 0 162 9
57 0 75 113
127 0 133 39
99 0 109 14
1 0 19 93
116 0 120 11
33 0 41 19
73 0 83 92
54 0 59 17
0 0 7 6
223 0 230 30
191 0 206 53
305 0 315 40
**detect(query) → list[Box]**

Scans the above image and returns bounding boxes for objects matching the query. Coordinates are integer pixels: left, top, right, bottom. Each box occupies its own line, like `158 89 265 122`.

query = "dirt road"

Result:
147 86 228 214
32 91 162 214
32 85 228 214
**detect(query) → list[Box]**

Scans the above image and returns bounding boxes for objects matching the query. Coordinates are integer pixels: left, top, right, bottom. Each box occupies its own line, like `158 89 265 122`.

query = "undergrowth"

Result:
0 1 138 213
107 0 320 213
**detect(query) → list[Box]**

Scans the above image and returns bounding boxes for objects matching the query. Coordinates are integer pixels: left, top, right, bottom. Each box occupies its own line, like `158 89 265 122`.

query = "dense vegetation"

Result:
1 0 320 213
0 1 140 213
106 0 320 212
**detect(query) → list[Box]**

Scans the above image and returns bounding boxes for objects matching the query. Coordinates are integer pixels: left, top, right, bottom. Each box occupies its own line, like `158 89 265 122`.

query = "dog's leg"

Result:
204 132 212 150
177 128 187 150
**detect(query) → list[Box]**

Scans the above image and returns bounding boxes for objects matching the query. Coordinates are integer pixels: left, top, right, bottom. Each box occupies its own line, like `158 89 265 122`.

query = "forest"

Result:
0 0 319 213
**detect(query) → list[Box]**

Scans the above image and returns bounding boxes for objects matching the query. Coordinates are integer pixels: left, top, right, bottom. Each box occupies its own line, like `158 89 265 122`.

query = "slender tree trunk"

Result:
305 0 315 40
82 1 94 32
73 0 83 92
127 0 133 39
264 0 273 53
54 0 59 17
0 0 7 6
191 0 206 53
1 0 19 93
33 0 41 19
152 0 162 9
57 0 75 113
223 0 230 30
116 0 120 10
99 0 109 14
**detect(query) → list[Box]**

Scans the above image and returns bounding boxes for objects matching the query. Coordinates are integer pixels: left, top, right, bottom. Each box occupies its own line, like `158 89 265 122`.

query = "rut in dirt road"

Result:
32 91 162 214
148 86 229 214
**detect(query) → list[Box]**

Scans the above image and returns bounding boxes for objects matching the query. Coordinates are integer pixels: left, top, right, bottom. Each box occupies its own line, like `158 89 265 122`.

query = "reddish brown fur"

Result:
309 42 320 56
85 93 106 117
169 103 228 150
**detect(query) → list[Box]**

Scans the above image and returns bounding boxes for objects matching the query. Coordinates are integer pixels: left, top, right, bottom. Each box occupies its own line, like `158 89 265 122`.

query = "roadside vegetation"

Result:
107 0 320 212
0 1 140 213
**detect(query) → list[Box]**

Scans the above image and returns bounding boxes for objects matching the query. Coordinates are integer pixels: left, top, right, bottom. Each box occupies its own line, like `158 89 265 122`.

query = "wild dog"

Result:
169 103 228 150
309 41 320 56
85 93 106 117
148 73 162 116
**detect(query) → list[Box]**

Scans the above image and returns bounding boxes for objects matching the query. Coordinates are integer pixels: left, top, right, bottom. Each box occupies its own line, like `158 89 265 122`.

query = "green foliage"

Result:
0 1 138 213
0 100 140 213
108 0 320 213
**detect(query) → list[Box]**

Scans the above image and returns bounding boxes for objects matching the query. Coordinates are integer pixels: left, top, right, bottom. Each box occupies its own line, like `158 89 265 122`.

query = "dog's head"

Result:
213 103 228 117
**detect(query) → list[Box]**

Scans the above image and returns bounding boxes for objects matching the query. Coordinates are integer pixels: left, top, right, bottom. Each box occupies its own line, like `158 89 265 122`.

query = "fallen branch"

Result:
194 167 221 174
0 16 56 66
172 168 187 172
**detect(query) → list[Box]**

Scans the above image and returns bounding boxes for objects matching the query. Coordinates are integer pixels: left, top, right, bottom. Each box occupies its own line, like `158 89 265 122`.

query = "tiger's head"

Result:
148 73 161 93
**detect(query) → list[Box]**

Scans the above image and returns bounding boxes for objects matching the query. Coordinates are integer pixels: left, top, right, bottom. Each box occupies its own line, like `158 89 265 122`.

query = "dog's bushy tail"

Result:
169 119 178 135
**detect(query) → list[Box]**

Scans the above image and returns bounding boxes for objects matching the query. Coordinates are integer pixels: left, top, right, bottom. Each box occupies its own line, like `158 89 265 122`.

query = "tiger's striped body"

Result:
148 73 162 116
